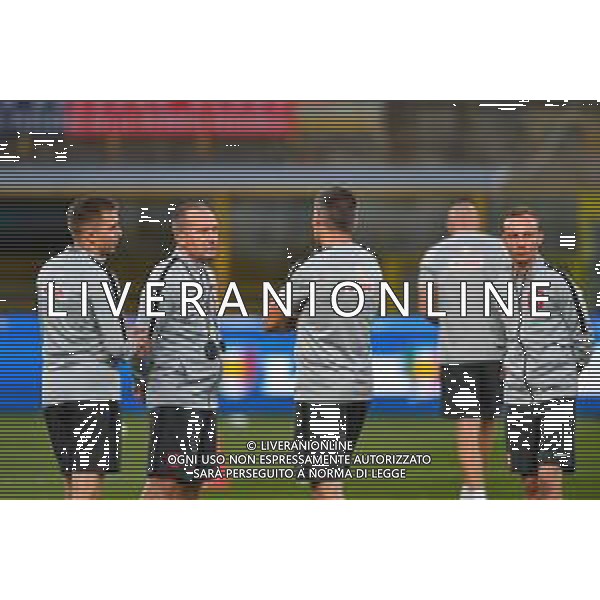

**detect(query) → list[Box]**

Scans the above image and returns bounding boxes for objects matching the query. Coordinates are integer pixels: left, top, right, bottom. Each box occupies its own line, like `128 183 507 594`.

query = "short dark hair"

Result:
502 206 541 230
315 186 357 233
450 197 478 211
171 200 214 233
67 197 119 236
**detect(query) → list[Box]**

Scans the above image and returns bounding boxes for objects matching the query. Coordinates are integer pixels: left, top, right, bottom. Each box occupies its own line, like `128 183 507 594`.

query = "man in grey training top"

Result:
266 187 383 500
134 200 224 500
36 197 129 499
418 199 511 499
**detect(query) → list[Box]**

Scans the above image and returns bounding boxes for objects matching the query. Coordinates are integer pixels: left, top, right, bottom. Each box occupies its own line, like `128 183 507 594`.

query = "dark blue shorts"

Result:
147 406 217 484
45 401 120 475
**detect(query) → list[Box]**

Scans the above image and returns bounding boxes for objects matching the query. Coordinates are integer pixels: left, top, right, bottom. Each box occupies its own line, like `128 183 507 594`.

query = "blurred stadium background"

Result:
1 100 600 498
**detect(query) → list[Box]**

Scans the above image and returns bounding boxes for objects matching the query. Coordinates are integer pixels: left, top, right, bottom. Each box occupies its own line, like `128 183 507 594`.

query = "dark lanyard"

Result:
180 260 219 341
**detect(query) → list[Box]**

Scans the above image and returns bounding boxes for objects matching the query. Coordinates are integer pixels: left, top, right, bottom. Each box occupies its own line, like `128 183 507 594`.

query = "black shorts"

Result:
147 406 217 484
44 401 120 475
295 401 369 482
441 362 503 420
506 399 575 476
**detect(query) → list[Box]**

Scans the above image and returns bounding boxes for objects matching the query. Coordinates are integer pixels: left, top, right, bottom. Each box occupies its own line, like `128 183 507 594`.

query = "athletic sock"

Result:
459 485 487 500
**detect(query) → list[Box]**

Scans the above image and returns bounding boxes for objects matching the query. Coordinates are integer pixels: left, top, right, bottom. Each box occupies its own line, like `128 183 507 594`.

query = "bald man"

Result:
418 200 511 499
134 201 225 500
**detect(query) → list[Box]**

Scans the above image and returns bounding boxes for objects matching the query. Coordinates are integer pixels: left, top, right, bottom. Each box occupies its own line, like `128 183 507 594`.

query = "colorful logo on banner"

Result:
220 349 257 399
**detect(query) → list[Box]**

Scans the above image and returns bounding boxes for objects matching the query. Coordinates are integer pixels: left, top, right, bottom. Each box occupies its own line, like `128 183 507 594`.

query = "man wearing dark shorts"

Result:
36 197 129 499
294 400 369 490
266 187 383 499
500 207 593 499
418 200 511 499
134 200 224 500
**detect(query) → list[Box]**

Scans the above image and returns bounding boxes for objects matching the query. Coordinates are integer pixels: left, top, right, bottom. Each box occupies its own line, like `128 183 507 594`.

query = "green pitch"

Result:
1 413 600 499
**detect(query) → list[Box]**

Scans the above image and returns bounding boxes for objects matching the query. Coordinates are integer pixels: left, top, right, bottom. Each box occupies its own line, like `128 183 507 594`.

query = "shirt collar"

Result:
69 244 107 263
172 248 207 270
172 247 191 261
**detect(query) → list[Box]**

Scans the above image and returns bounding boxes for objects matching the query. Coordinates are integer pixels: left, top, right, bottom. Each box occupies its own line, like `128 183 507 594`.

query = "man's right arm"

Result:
485 239 512 371
265 258 312 332
133 271 153 355
131 264 165 394
417 249 438 322
561 278 594 373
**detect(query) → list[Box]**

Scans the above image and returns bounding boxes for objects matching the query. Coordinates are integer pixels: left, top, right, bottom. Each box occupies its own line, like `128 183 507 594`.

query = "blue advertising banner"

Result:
1 314 599 415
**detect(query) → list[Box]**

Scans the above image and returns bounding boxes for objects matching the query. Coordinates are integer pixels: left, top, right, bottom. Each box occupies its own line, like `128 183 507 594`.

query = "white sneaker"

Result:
459 486 487 500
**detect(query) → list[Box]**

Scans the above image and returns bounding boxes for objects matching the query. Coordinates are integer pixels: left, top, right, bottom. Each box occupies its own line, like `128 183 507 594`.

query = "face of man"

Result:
177 208 219 261
82 208 122 256
502 214 543 265
446 204 481 235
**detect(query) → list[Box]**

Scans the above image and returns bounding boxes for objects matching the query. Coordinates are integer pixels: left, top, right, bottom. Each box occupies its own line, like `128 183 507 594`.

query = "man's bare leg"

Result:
174 482 203 500
480 420 495 465
142 477 178 500
63 475 73 499
522 475 539 499
457 419 485 493
70 473 104 500
537 463 563 500
312 481 344 500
